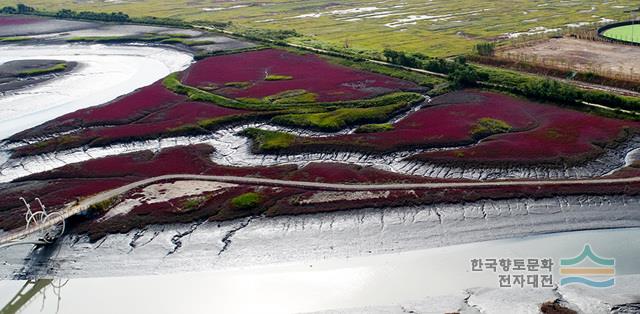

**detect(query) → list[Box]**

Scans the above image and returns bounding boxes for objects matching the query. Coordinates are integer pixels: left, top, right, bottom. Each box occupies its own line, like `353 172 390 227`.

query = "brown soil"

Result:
497 38 640 82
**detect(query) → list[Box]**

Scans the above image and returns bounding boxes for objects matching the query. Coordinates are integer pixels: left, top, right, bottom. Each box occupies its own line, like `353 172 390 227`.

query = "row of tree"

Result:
1 4 35 15
382 49 639 113
55 9 129 23
0 4 190 27
382 49 485 87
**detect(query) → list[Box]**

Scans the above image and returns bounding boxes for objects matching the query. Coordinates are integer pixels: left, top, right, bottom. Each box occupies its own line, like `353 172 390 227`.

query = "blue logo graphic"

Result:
559 244 615 288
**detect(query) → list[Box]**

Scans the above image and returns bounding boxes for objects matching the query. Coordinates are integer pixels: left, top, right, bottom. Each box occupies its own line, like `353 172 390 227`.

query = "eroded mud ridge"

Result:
2 194 639 278
2 122 639 183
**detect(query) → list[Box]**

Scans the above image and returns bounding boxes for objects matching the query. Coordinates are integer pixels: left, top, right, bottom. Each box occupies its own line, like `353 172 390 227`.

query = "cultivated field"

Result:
4 0 639 56
497 37 640 82
602 23 640 43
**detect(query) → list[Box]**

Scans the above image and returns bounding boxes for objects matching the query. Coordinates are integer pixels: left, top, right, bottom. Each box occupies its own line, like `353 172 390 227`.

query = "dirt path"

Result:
2 173 640 245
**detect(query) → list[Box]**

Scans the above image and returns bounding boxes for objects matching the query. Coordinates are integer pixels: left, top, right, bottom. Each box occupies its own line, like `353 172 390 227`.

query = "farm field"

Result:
496 37 640 82
4 0 639 56
602 23 640 43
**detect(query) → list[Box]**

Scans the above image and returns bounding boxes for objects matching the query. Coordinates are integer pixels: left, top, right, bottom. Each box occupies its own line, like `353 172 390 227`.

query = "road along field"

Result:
4 0 638 56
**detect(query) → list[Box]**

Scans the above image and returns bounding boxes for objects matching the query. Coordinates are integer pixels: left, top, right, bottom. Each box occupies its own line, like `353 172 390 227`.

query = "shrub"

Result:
241 128 295 150
354 123 394 133
265 74 293 81
263 89 317 104
271 102 410 131
231 192 262 210
182 197 205 211
474 42 496 56
88 197 117 212
470 117 513 139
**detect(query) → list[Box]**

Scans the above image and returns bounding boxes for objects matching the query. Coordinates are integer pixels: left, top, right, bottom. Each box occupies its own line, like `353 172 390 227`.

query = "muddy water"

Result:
1 228 639 314
0 44 193 140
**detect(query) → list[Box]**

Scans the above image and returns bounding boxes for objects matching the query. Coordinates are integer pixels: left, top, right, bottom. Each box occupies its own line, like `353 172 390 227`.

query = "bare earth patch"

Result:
498 38 640 81
101 180 236 221
297 190 392 205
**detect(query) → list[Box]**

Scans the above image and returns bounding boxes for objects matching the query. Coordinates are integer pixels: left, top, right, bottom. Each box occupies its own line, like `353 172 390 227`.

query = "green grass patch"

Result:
354 123 394 133
88 197 117 212
181 197 205 211
159 37 216 46
263 89 317 104
224 81 252 89
0 36 33 42
241 128 295 150
470 117 513 139
231 192 262 210
271 101 412 131
265 74 293 81
18 63 67 77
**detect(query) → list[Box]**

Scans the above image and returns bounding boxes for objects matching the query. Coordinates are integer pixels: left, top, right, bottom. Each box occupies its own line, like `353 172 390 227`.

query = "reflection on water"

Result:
0 279 66 314
1 228 639 314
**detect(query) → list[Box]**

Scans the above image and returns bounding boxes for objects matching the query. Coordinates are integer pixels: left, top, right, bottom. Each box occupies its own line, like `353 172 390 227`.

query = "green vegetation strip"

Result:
270 96 422 131
67 33 213 46
0 36 32 42
265 74 293 81
163 73 423 112
354 123 394 133
18 63 67 77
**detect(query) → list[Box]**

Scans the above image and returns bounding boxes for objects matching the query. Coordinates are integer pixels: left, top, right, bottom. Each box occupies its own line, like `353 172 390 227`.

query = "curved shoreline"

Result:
0 43 193 140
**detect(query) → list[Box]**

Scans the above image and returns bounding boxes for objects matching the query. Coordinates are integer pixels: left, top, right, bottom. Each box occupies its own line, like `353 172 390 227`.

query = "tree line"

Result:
0 4 189 27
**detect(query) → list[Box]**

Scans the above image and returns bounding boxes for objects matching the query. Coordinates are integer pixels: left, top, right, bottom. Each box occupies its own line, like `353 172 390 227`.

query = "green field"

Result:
1 1 638 56
603 24 640 43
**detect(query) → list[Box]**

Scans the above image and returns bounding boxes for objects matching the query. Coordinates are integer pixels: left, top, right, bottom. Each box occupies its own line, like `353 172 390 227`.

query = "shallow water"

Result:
1 228 639 314
0 44 193 140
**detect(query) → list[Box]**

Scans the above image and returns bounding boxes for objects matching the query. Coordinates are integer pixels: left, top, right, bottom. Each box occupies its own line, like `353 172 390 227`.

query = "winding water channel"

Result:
2 121 639 183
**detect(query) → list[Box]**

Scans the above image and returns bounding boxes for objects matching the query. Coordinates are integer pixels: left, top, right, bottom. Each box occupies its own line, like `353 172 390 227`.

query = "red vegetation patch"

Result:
0 16 41 26
77 101 245 140
297 90 537 151
23 145 293 180
413 91 639 165
269 181 640 217
182 49 417 102
2 143 639 238
11 82 252 156
284 162 457 183
281 90 638 165
0 177 133 230
51 81 183 128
